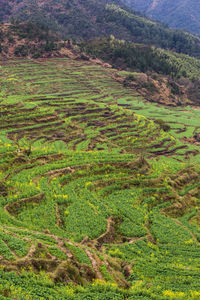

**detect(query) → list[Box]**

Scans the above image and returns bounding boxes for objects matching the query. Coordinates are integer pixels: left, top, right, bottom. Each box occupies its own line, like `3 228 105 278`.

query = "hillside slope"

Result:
3 23 200 108
129 0 200 35
80 36 200 106
0 55 200 298
2 0 200 59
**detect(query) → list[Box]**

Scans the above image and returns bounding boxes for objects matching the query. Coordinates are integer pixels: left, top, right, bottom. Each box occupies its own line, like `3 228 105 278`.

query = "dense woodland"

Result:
79 37 180 77
79 36 200 105
0 22 60 58
1 0 200 59
79 36 200 79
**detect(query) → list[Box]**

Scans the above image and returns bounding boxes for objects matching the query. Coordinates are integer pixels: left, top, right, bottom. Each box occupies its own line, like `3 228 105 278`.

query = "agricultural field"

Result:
0 58 200 299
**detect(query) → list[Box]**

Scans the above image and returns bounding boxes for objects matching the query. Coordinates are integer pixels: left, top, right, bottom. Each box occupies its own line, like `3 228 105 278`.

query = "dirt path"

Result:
0 224 103 278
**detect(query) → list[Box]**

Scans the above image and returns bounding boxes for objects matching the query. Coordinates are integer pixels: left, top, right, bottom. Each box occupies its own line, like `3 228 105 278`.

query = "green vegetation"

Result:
80 36 200 79
2 0 200 59
0 57 200 298
0 22 60 58
80 36 200 105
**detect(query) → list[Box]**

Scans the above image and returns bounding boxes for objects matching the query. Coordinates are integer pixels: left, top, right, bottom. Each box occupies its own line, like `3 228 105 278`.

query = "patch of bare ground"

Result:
4 153 64 179
149 144 188 157
162 196 197 217
0 219 133 287
7 121 65 140
44 166 75 180
170 167 199 189
0 182 8 197
0 225 99 284
96 217 117 249
112 72 192 107
182 136 200 147
161 168 200 217
5 193 45 217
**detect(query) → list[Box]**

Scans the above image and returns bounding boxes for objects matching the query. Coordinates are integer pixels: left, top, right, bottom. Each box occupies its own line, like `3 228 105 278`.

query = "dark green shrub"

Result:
154 119 171 131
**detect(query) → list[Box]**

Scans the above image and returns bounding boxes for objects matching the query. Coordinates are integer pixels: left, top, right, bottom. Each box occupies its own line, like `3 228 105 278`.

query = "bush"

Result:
123 74 136 87
154 119 171 132
141 81 158 93
14 45 28 56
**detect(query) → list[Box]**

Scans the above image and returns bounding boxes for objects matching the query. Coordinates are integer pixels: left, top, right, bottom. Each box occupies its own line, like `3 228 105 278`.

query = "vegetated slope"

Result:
0 22 70 59
2 0 200 59
0 0 126 39
80 36 200 106
3 22 200 108
0 57 200 298
129 0 200 35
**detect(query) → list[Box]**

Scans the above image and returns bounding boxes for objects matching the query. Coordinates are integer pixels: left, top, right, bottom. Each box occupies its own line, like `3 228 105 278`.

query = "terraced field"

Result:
0 58 200 299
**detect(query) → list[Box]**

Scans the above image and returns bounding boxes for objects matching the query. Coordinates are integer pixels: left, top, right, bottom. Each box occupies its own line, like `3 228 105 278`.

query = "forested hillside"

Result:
0 22 62 58
129 0 200 35
1 0 200 59
80 36 200 106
